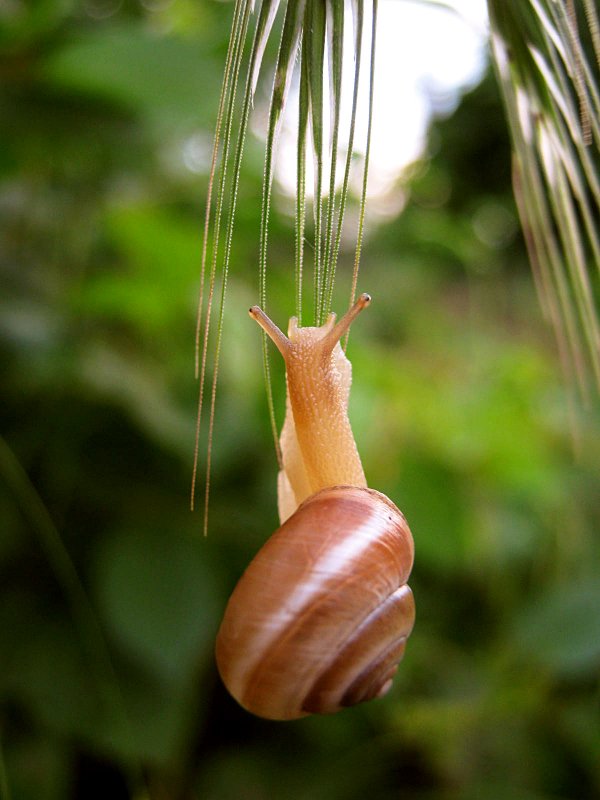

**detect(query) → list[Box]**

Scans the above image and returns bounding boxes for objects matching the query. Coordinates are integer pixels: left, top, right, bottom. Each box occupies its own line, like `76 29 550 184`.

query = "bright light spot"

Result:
472 200 518 250
84 0 123 20
274 0 489 199
182 132 212 174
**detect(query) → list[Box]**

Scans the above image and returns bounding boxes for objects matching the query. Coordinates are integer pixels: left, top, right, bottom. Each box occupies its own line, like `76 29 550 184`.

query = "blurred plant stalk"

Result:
489 0 600 405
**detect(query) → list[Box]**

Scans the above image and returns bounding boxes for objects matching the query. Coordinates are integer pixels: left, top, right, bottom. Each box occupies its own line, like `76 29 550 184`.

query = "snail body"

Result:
215 295 415 720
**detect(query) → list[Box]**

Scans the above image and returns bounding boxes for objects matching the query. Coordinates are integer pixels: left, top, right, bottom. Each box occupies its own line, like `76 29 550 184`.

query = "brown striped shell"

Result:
215 485 415 720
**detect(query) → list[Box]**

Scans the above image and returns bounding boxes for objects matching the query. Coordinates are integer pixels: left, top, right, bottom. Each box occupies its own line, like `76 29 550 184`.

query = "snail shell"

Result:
215 485 415 721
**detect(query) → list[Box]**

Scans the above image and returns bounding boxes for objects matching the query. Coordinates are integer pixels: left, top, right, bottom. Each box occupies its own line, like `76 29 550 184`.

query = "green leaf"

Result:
514 577 600 676
8 619 98 737
44 26 219 125
80 205 200 333
94 528 220 683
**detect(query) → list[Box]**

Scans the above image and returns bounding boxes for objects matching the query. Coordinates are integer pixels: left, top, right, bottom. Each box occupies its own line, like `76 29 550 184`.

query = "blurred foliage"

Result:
0 1 599 800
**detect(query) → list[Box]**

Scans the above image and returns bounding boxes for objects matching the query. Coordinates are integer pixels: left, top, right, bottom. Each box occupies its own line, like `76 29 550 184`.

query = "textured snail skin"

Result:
215 485 415 721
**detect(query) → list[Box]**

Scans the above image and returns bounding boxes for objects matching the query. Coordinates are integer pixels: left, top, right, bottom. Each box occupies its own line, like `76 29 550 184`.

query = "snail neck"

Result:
250 295 370 520
284 324 366 495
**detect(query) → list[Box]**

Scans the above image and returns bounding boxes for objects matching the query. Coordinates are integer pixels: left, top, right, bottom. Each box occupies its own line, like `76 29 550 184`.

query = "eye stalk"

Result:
249 293 372 360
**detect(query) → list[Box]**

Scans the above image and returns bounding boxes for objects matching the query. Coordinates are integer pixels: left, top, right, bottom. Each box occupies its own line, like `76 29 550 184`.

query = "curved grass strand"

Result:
330 0 364 320
296 43 309 325
201 0 292 530
256 0 307 470
304 0 326 324
192 0 253 513
194 0 246 382
322 0 344 316
0 731 11 800
0 435 143 792
489 0 600 400
346 0 377 347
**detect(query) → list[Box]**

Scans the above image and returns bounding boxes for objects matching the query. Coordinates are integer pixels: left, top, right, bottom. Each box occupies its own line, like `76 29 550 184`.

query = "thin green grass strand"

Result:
489 0 600 398
304 0 327 323
296 44 310 324
322 0 344 316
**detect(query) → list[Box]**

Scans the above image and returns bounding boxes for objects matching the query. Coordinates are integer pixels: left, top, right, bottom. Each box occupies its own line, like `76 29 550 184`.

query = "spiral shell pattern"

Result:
215 485 415 720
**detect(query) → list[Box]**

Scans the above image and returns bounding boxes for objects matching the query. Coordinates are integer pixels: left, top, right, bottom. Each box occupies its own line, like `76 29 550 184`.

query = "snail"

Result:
215 294 415 720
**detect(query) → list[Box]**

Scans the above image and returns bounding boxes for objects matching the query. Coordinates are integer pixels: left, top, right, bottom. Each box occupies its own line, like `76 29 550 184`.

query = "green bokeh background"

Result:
1 1 599 798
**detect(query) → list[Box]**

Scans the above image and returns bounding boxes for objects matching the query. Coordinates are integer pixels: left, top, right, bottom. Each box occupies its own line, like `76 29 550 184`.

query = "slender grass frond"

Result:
191 0 254 514
0 436 141 790
194 0 247 383
489 0 600 401
304 0 327 323
322 0 344 313
565 0 592 143
201 0 283 530
583 0 600 71
0 730 11 800
259 0 307 311
257 0 307 468
331 0 364 318
194 0 379 526
295 48 309 324
347 0 377 348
